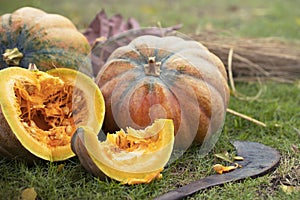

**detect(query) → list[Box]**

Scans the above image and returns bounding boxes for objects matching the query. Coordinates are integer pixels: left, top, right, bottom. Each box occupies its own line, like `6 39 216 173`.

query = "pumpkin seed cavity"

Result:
13 73 87 148
107 129 161 153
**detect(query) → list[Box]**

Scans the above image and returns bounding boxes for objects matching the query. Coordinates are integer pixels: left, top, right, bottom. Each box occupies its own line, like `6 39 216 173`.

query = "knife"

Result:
154 141 281 200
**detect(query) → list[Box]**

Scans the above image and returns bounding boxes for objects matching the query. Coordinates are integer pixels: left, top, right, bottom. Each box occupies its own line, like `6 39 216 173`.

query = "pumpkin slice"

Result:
0 67 105 162
72 119 174 184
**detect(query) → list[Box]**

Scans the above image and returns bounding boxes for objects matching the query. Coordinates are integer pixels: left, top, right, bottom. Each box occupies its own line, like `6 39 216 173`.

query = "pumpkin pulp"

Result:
102 122 167 162
107 128 160 152
13 72 86 148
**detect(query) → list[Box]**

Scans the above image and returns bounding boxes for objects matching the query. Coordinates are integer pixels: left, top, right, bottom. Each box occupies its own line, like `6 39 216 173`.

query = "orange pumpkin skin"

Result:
0 7 92 76
96 35 230 148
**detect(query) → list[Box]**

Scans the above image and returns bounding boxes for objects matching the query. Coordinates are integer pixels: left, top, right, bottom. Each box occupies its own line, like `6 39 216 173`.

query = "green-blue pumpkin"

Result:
0 7 92 76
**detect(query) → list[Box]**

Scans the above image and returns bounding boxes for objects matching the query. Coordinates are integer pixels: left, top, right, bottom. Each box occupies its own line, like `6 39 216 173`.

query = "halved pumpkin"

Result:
72 119 174 184
0 66 105 162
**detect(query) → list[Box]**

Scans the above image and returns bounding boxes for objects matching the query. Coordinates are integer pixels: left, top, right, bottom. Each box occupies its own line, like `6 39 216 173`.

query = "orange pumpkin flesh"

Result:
0 67 104 162
14 73 77 148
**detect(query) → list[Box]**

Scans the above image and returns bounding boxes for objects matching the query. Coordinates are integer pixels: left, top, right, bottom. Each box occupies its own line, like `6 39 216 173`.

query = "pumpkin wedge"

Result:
72 119 174 184
0 67 105 162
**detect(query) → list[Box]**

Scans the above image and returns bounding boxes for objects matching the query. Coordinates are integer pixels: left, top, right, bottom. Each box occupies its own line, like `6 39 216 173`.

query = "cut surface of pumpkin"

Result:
72 119 174 184
0 67 105 161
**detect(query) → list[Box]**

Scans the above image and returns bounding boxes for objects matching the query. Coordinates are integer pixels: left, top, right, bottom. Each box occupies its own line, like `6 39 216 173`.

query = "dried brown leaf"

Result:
21 187 37 200
57 163 65 173
83 9 140 46
214 152 234 163
280 185 300 194
83 9 182 76
90 25 182 75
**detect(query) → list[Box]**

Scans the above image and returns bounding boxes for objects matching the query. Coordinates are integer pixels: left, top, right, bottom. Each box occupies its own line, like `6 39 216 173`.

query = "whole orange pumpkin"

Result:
95 35 230 149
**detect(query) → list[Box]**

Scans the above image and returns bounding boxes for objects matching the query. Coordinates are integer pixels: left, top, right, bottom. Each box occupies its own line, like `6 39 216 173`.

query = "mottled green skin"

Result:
0 7 93 76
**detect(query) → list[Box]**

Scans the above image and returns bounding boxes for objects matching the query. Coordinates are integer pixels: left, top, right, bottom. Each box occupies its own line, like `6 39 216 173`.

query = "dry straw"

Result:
192 31 300 127
193 31 300 83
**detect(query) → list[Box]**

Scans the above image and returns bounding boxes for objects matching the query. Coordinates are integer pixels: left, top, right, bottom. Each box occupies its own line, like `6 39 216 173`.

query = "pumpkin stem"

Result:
2 47 24 66
144 57 161 77
28 63 39 71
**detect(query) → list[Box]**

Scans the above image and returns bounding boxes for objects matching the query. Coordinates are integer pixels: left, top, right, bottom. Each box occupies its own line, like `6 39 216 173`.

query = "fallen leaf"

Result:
57 163 65 173
84 9 182 76
280 185 300 194
21 187 37 200
214 152 234 163
83 9 140 46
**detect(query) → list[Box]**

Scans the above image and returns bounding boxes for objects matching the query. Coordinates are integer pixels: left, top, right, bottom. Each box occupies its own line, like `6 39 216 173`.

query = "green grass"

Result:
0 1 300 199
0 82 299 199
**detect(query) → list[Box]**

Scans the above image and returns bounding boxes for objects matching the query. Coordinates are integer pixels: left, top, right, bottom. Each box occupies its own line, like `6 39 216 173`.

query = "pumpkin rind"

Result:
96 35 230 150
0 7 92 76
71 119 175 184
0 67 105 162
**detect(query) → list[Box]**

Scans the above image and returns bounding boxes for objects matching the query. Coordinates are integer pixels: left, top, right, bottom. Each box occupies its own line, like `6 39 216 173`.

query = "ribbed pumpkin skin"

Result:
0 7 92 76
96 35 230 148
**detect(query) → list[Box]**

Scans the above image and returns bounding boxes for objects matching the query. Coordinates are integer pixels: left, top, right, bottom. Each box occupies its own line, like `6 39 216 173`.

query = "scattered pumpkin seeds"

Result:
234 156 244 161
213 163 240 174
